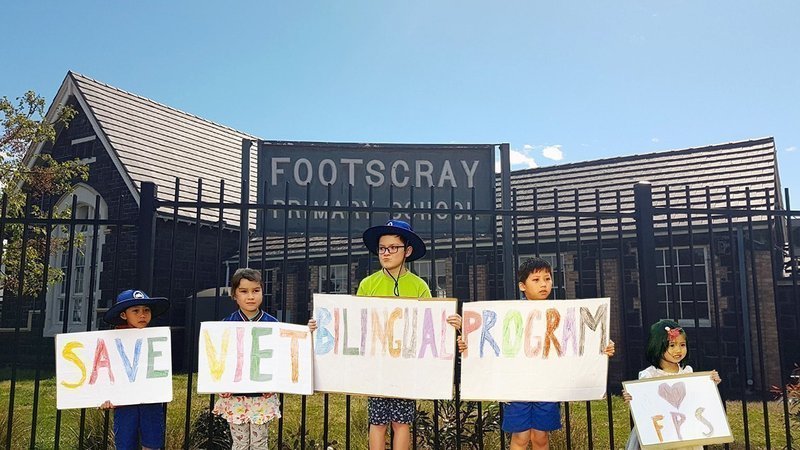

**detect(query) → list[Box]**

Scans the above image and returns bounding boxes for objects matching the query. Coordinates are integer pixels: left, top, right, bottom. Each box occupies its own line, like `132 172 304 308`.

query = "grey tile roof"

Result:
505 137 780 240
68 72 259 226
40 73 780 258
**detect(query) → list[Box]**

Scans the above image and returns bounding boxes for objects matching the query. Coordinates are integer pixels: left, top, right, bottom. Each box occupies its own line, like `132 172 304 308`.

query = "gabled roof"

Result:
28 71 258 226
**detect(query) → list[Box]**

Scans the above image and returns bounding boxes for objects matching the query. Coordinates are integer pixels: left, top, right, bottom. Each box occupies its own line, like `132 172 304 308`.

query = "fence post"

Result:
240 138 252 268
137 181 157 293
500 143 516 299
634 182 658 337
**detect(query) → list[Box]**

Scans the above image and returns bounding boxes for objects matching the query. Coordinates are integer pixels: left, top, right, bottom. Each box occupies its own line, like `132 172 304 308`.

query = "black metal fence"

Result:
1 179 798 449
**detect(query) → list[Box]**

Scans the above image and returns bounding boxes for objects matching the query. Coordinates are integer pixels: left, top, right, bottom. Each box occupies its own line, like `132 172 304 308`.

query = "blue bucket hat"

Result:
103 289 170 325
362 220 426 262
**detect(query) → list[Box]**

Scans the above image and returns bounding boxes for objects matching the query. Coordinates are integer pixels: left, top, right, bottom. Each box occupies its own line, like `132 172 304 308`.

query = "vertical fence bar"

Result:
345 183 354 450
633 182 657 338
300 184 311 450
240 139 251 268
53 195 78 450
207 180 225 443
30 203 55 450
500 143 515 300
278 182 290 448
552 188 572 450
787 190 800 342
7 196 31 450
664 186 678 321
470 187 483 450
77 196 103 449
725 187 750 448
704 188 730 450
445 186 458 450
684 187 702 360
323 185 332 448
165 179 180 449
575 189 594 450
104 193 127 449
745 188 771 447
183 179 203 450
596 190 615 449
766 189 793 448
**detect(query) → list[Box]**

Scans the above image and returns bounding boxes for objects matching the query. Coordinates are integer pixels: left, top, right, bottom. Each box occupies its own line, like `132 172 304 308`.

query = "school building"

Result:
1 71 797 395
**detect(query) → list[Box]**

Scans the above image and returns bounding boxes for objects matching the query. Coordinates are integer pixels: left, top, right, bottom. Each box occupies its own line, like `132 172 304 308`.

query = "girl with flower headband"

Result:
622 319 722 450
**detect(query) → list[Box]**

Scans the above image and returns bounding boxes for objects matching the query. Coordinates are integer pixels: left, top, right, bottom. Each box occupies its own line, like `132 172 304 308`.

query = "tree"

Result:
1 90 88 298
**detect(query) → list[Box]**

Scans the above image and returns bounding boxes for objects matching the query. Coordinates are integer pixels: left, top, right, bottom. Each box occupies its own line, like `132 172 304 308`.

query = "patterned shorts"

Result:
368 397 416 425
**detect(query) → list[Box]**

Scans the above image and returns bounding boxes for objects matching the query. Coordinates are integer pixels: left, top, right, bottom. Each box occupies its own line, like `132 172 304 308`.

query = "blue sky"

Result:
3 1 799 205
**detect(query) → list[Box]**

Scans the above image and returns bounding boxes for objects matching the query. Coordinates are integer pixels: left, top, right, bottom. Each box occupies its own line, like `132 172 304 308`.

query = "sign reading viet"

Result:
197 322 313 395
312 294 458 399
460 298 610 402
56 327 172 410
623 372 733 449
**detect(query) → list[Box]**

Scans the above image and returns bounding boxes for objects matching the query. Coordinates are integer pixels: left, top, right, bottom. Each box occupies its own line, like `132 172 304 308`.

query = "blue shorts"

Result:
501 401 561 433
113 403 165 450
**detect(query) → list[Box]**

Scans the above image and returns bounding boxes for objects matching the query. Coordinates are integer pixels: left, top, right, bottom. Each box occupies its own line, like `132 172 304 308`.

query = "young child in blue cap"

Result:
99 289 170 450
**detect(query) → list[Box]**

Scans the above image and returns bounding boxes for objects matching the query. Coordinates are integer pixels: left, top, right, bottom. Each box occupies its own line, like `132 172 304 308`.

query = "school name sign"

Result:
55 327 172 410
460 298 611 402
623 372 733 449
256 141 495 235
197 322 313 395
312 294 458 399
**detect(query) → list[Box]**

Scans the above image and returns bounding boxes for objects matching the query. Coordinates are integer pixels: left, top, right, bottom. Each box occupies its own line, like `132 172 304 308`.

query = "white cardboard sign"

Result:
623 371 733 449
460 298 611 402
197 322 313 395
312 294 458 399
55 327 173 410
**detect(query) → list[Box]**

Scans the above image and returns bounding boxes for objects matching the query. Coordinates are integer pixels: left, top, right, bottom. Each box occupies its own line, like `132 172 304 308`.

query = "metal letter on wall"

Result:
256 141 495 236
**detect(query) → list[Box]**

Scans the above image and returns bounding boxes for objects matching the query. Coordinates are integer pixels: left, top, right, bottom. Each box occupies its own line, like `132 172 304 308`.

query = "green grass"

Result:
1 372 796 449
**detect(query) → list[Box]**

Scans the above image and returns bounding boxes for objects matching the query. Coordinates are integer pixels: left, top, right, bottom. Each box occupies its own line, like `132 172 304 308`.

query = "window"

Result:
656 247 711 327
319 264 349 294
45 185 106 336
415 260 448 297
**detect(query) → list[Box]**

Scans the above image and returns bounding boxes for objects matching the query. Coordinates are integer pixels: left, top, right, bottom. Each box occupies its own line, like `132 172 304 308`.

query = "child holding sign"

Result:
212 268 281 450
503 257 615 450
622 319 722 450
99 289 170 450
309 219 465 450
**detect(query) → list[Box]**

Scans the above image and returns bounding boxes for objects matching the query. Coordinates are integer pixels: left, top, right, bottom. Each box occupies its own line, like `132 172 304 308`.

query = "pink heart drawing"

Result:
657 382 687 409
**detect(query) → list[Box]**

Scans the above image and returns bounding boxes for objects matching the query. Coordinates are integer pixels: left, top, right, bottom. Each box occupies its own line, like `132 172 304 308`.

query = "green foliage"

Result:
188 408 232 450
415 400 500 449
281 424 337 450
0 90 87 297
63 409 114 450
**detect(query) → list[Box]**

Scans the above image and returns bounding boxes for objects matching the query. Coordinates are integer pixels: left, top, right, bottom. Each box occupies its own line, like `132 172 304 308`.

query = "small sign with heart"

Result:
623 371 733 449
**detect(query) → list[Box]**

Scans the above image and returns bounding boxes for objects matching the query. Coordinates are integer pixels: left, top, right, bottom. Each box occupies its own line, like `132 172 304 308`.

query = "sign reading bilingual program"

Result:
312 294 458 399
55 327 172 410
623 372 733 449
197 322 313 395
256 141 495 235
460 298 611 402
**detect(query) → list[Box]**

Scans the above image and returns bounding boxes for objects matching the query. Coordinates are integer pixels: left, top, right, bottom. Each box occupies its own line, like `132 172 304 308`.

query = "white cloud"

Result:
786 146 797 152
495 148 538 172
651 137 660 143
542 145 563 161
